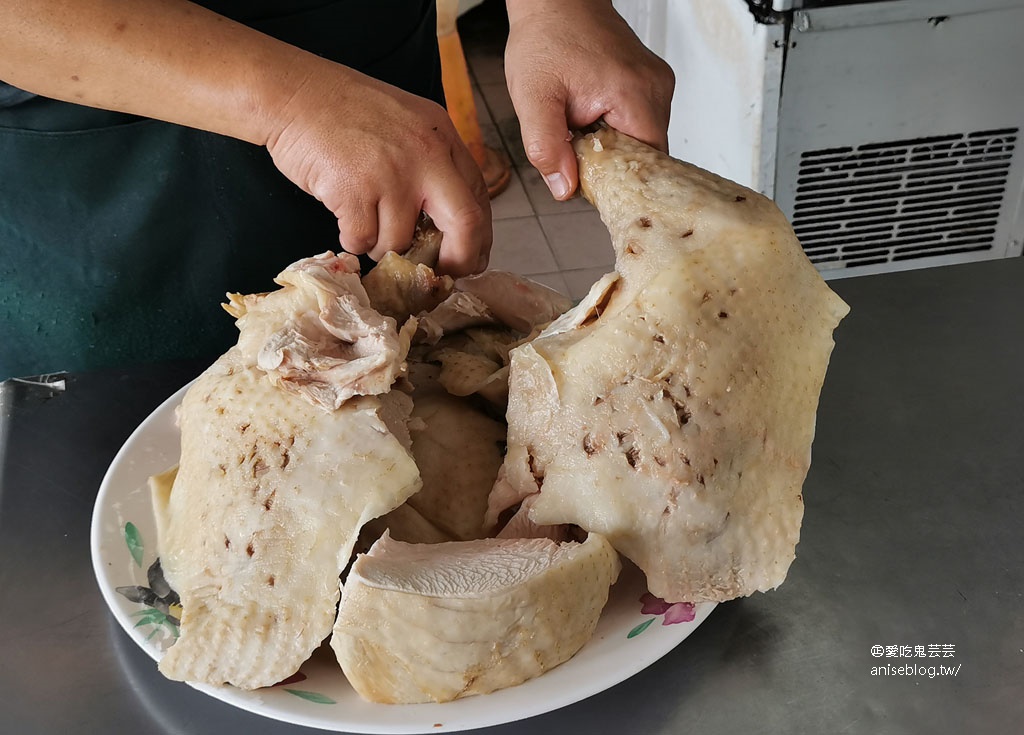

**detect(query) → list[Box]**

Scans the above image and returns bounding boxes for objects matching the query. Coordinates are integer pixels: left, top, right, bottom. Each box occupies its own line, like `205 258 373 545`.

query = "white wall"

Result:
616 0 783 192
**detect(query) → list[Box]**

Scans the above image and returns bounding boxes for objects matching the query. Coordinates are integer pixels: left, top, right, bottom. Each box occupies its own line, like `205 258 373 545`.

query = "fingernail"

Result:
544 172 570 200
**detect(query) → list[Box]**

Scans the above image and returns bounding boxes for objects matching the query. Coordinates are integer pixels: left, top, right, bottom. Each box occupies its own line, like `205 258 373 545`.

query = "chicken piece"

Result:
358 502 454 550
415 327 521 407
406 391 507 540
495 494 574 543
454 270 572 334
364 358 505 545
415 291 498 344
415 271 570 344
374 388 417 452
156 253 422 689
158 360 421 689
359 220 568 338
432 349 508 407
224 251 415 411
492 125 849 603
361 251 454 325
331 531 620 703
403 213 445 267
431 347 504 397
149 464 177 548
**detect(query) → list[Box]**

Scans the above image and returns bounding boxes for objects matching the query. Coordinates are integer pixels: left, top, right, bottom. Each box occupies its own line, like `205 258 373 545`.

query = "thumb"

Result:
517 100 578 201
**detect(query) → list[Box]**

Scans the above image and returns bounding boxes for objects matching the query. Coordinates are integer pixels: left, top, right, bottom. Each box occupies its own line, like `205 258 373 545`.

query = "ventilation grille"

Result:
792 128 1017 270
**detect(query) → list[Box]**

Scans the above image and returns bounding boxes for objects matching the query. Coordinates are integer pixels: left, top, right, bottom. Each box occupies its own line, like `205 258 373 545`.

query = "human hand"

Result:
0 1 492 276
265 59 492 277
504 0 674 200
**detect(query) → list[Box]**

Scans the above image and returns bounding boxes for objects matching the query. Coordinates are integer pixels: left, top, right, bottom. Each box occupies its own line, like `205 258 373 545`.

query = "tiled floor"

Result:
458 1 615 301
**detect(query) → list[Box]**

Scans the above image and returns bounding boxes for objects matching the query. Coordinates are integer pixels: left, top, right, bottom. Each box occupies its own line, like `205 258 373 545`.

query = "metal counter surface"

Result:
1 257 1022 734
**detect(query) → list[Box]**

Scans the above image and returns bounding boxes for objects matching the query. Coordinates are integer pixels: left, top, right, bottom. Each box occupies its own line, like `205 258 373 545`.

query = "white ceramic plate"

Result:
91 381 715 734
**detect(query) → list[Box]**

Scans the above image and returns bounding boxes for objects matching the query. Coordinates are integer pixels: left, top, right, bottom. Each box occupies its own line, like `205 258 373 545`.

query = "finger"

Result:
366 198 420 262
517 93 578 201
604 106 670 154
424 148 491 278
335 198 379 256
449 140 493 272
602 69 674 154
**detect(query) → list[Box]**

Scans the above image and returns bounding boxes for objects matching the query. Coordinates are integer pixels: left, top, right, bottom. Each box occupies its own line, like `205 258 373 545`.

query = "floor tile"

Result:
497 120 530 170
478 119 503 152
561 266 613 302
538 209 614 271
477 82 516 126
489 168 533 220
464 50 506 86
520 166 597 217
488 216 558 275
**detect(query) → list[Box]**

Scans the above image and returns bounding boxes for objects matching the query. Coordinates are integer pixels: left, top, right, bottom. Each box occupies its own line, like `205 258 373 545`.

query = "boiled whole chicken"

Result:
148 125 847 702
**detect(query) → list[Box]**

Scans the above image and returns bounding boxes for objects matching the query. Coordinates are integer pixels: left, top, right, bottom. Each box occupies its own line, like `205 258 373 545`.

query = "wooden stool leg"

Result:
437 2 511 199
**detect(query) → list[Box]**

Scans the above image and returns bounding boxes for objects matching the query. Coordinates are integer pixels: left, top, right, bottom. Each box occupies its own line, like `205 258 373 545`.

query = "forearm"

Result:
0 0 321 145
0 0 492 276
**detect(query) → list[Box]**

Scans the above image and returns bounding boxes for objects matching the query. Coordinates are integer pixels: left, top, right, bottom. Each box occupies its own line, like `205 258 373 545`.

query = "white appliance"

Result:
615 0 1024 278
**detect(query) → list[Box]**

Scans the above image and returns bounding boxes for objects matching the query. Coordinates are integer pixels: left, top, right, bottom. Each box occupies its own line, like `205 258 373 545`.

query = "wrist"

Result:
243 45 322 149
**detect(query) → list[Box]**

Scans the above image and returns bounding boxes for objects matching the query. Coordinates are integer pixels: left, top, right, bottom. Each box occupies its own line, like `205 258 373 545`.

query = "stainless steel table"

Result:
2 257 1022 734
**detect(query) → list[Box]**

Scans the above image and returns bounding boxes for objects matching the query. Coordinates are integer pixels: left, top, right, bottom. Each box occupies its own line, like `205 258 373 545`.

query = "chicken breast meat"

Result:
490 125 850 604
331 531 620 704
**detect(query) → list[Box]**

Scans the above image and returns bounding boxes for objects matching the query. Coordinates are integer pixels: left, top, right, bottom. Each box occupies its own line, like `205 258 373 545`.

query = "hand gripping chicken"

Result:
489 124 849 603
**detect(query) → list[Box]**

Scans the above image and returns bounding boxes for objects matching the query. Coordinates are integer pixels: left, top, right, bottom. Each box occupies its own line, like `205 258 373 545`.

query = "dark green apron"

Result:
0 0 443 379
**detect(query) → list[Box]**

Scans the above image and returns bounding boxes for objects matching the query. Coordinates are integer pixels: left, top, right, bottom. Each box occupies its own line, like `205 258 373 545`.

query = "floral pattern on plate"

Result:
113 520 337 703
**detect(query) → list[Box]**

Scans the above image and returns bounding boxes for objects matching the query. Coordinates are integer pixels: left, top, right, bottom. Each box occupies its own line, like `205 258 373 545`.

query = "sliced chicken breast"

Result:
331 532 620 703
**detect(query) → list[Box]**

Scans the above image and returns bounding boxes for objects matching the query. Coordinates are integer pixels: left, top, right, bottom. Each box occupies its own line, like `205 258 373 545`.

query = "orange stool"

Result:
437 0 511 199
